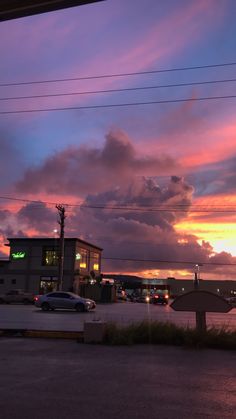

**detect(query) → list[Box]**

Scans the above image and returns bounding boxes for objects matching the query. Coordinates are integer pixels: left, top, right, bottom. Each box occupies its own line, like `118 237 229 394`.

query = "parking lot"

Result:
0 301 235 332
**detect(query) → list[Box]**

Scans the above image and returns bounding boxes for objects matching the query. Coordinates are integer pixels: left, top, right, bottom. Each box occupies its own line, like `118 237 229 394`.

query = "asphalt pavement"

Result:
0 301 235 332
0 338 235 419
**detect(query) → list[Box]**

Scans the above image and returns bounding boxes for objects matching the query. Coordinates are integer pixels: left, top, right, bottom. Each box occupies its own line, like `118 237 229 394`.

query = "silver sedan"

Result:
34 291 96 312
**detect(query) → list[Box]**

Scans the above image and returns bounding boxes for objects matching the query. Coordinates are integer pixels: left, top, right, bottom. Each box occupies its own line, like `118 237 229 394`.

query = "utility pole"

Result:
193 264 206 331
56 204 66 291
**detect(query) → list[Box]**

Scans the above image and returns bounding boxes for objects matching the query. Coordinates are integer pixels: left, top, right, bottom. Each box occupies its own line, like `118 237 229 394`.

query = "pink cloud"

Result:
181 122 236 169
79 0 224 79
141 99 236 174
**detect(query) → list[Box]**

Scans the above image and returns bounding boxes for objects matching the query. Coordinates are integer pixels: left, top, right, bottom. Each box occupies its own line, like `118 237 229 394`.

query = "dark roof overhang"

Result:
0 1 104 22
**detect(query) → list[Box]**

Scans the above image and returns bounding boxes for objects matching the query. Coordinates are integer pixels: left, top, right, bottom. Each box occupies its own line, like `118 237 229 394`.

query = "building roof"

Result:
6 237 103 251
0 1 104 22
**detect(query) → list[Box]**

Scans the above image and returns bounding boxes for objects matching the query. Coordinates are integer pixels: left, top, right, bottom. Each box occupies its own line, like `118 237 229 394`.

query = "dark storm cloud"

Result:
0 227 26 238
67 205 213 273
64 176 218 273
7 129 236 277
64 173 236 277
0 203 56 243
15 130 178 195
17 202 57 233
82 176 193 229
0 209 11 221
203 251 236 278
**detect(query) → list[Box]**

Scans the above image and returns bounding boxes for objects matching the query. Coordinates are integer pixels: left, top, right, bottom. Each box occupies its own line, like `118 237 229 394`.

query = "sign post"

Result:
170 291 232 332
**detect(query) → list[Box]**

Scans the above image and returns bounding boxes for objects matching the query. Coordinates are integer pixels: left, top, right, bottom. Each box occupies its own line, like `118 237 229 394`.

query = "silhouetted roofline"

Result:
6 237 103 251
0 1 104 22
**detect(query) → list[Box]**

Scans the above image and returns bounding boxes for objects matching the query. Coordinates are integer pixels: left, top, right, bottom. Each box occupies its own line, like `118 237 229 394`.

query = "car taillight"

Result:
34 296 38 301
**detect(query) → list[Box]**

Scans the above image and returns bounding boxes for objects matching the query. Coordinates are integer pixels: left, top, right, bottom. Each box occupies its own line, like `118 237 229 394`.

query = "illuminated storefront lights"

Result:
12 251 26 260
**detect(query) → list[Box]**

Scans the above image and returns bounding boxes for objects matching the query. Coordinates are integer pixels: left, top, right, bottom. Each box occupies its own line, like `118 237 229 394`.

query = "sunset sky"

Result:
0 0 236 279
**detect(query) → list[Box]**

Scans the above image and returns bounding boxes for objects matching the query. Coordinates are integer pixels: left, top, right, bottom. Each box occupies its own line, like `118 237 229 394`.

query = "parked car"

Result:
34 291 96 312
0 289 34 304
135 294 151 303
126 292 139 302
116 289 127 301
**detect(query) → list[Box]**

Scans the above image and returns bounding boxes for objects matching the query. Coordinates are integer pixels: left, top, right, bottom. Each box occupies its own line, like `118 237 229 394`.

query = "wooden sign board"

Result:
170 290 232 313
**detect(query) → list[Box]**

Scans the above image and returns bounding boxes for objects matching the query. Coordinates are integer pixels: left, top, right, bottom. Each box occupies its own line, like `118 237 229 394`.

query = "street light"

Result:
193 264 200 290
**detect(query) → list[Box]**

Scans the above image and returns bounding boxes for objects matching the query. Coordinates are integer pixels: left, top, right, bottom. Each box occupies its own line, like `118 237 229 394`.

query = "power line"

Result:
0 195 60 206
79 204 236 213
1 61 236 87
103 256 236 267
0 195 236 213
1 77 236 102
1 94 236 115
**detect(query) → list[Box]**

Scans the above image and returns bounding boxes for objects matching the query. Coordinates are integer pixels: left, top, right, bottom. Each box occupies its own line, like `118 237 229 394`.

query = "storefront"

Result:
0 237 103 294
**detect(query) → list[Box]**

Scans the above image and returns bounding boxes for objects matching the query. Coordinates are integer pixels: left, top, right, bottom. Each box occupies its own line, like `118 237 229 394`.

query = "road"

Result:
0 338 235 419
0 301 235 331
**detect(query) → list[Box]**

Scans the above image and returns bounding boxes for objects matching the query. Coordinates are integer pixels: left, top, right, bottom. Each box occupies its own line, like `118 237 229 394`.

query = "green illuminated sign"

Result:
75 253 81 260
12 252 26 260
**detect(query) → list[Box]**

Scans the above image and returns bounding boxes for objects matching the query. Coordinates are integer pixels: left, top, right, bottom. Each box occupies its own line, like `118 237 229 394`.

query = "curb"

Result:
0 329 84 340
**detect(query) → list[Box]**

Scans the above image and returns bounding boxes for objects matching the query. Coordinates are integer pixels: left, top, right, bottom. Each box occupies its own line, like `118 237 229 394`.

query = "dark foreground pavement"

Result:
0 338 235 419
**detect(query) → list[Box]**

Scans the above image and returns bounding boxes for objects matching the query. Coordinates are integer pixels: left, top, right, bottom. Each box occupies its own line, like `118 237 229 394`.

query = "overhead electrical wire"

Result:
1 77 236 102
0 195 235 213
1 61 236 87
79 204 236 213
1 94 236 115
102 256 236 267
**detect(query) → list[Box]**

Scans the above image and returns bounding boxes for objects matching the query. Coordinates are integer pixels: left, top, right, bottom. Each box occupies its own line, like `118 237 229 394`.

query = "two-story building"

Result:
0 237 102 294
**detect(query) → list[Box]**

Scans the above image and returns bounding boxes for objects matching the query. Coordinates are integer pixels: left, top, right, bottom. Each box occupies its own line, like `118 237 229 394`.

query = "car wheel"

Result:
0 298 4 304
41 302 50 311
75 303 85 312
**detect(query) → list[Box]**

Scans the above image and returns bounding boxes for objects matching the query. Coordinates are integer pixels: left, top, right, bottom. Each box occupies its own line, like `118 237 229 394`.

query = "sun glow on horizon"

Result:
175 221 236 256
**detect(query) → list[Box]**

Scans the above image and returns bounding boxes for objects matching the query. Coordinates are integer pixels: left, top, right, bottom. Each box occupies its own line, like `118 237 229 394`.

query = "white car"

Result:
34 291 96 312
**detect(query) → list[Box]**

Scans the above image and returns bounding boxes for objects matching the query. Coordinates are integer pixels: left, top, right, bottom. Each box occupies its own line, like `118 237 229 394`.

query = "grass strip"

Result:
102 321 236 350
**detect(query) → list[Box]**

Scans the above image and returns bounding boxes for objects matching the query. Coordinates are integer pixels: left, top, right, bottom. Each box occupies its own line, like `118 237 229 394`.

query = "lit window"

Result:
78 248 88 270
80 262 87 269
42 247 58 266
90 252 100 271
